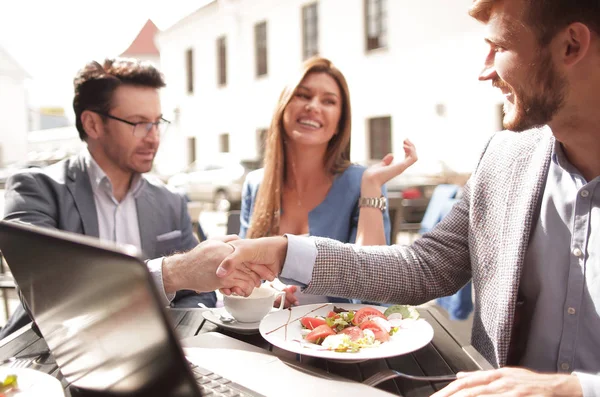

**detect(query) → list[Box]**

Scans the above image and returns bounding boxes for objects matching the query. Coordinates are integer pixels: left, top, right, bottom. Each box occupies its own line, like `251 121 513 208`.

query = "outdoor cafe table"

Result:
0 306 493 396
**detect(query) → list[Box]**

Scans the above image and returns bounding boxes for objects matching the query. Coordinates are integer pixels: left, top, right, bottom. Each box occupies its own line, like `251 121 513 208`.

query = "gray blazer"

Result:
3 153 203 306
304 126 554 368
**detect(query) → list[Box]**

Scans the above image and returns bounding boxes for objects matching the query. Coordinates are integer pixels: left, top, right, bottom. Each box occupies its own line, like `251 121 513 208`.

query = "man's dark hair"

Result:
72 58 166 141
470 0 600 45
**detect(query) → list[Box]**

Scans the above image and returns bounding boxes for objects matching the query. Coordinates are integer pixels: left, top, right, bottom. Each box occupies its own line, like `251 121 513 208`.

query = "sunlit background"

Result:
0 0 492 333
0 0 504 190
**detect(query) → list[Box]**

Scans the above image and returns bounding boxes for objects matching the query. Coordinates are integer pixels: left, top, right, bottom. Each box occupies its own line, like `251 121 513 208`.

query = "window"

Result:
173 107 181 125
188 137 197 164
364 0 387 51
185 48 194 94
219 133 230 153
255 21 268 77
435 103 447 117
302 3 319 60
257 128 268 163
217 36 227 86
368 116 392 160
497 103 505 131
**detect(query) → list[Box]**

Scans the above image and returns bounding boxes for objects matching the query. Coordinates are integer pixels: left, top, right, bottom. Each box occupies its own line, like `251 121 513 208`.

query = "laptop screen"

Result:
0 221 202 396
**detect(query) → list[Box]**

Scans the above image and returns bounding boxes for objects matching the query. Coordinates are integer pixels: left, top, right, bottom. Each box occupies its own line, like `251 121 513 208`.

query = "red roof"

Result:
120 20 160 56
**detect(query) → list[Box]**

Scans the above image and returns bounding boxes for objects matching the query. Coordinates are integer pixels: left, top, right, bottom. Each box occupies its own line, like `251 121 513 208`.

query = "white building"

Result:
156 0 505 177
0 46 29 166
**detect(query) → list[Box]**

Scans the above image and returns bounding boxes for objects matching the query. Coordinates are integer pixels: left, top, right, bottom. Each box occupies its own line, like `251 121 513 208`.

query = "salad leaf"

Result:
325 311 355 332
0 374 18 393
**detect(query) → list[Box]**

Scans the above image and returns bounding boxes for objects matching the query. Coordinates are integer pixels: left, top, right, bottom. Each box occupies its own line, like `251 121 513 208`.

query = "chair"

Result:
388 192 429 244
187 201 206 241
226 210 241 235
196 222 208 242
398 198 429 242
0 251 16 321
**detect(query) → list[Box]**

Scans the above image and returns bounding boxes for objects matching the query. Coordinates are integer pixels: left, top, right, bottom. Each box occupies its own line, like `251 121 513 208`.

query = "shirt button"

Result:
561 362 570 371
581 190 589 198
567 307 576 315
573 248 583 257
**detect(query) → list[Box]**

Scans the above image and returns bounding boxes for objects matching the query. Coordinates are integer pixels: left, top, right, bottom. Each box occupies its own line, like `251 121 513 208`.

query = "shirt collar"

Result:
551 141 579 174
84 149 145 198
550 140 597 188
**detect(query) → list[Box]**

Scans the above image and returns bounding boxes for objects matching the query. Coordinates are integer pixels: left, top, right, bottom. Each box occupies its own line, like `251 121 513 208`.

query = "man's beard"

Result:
496 50 568 132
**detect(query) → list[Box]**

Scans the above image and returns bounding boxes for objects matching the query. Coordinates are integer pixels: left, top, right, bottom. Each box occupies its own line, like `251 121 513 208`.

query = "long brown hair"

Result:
247 57 352 238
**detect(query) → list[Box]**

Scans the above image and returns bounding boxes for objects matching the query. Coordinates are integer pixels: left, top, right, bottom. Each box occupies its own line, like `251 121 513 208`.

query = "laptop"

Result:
0 221 395 397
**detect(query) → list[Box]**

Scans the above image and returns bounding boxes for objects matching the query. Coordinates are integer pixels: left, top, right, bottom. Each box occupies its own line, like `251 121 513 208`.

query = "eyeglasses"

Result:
93 111 170 138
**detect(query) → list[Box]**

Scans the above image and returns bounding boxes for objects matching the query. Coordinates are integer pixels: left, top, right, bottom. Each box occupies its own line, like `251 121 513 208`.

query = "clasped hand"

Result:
215 236 286 296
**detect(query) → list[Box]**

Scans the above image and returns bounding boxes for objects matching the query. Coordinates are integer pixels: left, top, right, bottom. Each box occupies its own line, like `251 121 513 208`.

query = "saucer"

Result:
202 308 262 335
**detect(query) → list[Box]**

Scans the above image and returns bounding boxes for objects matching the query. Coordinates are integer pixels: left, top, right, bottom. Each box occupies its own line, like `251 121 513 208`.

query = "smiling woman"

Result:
242 57 356 242
239 57 405 307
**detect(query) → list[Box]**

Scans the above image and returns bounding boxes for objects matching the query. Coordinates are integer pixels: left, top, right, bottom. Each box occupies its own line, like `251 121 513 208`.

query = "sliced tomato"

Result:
327 311 339 319
300 317 327 330
340 326 364 341
360 320 390 342
305 324 336 343
352 307 386 325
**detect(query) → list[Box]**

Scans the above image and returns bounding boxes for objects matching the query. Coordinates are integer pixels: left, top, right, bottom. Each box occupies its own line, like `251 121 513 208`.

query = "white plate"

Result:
0 367 64 396
259 303 434 361
202 308 263 335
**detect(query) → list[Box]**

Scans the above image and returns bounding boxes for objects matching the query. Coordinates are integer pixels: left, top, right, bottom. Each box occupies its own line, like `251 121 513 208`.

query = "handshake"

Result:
161 235 289 298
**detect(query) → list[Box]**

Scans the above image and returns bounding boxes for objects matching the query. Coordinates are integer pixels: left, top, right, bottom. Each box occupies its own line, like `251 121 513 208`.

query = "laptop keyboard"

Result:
190 363 265 397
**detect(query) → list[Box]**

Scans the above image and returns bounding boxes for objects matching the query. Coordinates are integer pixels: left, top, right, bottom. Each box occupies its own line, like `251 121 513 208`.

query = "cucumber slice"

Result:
383 305 420 319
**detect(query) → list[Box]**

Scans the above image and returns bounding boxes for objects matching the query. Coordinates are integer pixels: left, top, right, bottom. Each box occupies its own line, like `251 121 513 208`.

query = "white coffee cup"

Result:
223 287 286 323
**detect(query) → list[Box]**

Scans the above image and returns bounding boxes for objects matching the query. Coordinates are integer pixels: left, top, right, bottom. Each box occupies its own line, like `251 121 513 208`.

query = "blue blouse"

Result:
240 164 391 244
240 164 391 304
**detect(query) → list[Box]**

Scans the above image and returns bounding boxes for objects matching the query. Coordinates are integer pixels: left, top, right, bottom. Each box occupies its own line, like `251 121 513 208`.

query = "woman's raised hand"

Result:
361 139 418 191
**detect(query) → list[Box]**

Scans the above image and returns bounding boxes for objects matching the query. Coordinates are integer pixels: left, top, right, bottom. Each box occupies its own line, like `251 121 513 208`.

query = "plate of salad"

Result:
0 368 64 396
259 303 433 361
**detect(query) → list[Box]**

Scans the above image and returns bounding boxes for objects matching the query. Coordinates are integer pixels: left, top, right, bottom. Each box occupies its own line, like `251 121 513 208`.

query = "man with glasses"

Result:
0 58 242 337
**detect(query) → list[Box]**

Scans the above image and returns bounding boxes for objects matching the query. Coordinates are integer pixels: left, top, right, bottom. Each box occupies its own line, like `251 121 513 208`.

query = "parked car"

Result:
0 162 48 189
167 155 261 211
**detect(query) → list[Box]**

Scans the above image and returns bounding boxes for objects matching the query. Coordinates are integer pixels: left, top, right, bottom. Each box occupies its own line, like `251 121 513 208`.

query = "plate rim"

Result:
0 367 64 394
258 303 434 361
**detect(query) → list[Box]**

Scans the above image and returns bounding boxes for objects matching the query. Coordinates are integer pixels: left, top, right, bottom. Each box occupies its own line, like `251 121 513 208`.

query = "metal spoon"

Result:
197 303 236 323
217 312 235 323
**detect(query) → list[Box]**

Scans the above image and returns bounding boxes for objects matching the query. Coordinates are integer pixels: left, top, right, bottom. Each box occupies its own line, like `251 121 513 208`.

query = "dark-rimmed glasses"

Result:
93 111 170 138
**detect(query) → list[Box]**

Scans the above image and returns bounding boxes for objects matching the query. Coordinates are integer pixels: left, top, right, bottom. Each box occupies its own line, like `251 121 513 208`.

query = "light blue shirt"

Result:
85 150 173 305
519 142 600 395
85 150 144 248
244 164 391 303
281 143 600 395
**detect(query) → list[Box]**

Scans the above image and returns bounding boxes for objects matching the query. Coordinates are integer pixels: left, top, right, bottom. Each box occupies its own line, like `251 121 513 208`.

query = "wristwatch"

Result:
358 196 387 212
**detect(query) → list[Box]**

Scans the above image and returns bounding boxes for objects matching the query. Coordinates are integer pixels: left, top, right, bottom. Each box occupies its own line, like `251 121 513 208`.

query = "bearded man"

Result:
215 1 600 395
